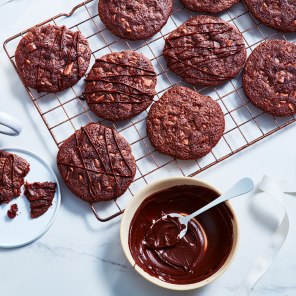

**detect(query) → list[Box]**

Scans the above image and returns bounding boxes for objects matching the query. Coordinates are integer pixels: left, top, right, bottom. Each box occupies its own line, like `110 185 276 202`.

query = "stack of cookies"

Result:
14 0 296 203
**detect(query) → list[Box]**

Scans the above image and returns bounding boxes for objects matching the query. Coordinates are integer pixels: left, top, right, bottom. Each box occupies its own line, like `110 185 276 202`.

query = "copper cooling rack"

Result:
3 0 296 222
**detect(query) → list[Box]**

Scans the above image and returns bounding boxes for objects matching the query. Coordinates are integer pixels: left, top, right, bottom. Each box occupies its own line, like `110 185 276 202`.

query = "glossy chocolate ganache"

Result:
128 185 234 285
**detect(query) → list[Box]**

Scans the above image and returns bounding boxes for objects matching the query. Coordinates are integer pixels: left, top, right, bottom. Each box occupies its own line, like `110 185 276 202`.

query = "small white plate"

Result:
0 148 61 248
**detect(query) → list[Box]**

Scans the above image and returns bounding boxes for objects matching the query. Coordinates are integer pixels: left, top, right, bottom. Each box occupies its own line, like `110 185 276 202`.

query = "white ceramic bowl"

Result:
120 177 240 291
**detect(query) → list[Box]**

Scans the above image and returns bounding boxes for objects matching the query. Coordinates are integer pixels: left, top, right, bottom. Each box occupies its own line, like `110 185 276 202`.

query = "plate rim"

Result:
0 147 61 248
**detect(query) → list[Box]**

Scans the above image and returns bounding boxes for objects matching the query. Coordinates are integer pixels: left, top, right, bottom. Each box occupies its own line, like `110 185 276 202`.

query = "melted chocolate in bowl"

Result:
128 185 233 285
145 215 185 249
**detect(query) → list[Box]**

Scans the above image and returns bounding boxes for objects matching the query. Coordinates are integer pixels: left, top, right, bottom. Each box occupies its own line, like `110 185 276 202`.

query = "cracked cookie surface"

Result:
146 86 225 160
24 182 57 219
244 0 296 33
15 24 91 93
179 0 240 14
57 122 136 203
163 15 247 87
243 39 296 117
98 0 173 40
84 51 156 122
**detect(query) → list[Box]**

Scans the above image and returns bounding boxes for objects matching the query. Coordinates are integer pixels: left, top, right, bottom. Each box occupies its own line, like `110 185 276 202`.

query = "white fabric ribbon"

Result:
235 175 295 296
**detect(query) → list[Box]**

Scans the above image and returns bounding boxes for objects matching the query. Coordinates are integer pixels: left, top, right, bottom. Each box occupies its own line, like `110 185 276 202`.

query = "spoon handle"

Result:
185 177 254 222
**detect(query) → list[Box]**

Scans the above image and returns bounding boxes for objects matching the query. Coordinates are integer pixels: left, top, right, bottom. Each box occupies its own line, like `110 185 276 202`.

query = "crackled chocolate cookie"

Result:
244 0 296 33
84 51 157 122
57 122 136 203
98 0 173 40
180 0 240 13
146 86 225 160
163 15 247 87
0 151 30 204
243 40 296 117
15 24 91 93
7 204 18 219
24 182 57 218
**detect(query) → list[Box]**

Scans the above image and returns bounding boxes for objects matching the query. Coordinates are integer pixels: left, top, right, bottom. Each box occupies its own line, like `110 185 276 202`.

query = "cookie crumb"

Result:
7 204 18 219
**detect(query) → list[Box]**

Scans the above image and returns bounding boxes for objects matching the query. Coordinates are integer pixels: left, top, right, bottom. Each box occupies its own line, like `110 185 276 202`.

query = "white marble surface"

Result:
0 0 296 295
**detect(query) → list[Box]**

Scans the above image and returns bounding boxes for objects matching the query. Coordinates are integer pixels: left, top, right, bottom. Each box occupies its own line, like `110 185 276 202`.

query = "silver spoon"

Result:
152 177 254 242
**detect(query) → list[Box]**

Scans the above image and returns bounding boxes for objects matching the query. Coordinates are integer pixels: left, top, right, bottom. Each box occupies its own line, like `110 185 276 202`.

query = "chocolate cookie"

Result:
57 122 136 203
24 182 57 218
98 0 173 41
146 86 225 160
0 151 30 204
84 51 157 122
15 24 91 93
7 204 18 219
163 15 247 87
243 40 296 117
244 0 296 33
179 0 239 13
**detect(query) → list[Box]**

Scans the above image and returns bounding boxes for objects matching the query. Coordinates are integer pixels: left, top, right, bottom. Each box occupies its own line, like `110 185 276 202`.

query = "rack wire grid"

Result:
3 0 296 221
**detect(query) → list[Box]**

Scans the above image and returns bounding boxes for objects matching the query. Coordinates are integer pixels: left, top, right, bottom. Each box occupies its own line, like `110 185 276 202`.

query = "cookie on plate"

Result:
243 39 296 117
146 86 225 160
57 122 136 203
179 0 240 14
244 0 296 33
84 51 157 122
163 15 247 87
15 24 91 93
0 151 30 204
24 182 57 218
98 0 173 40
